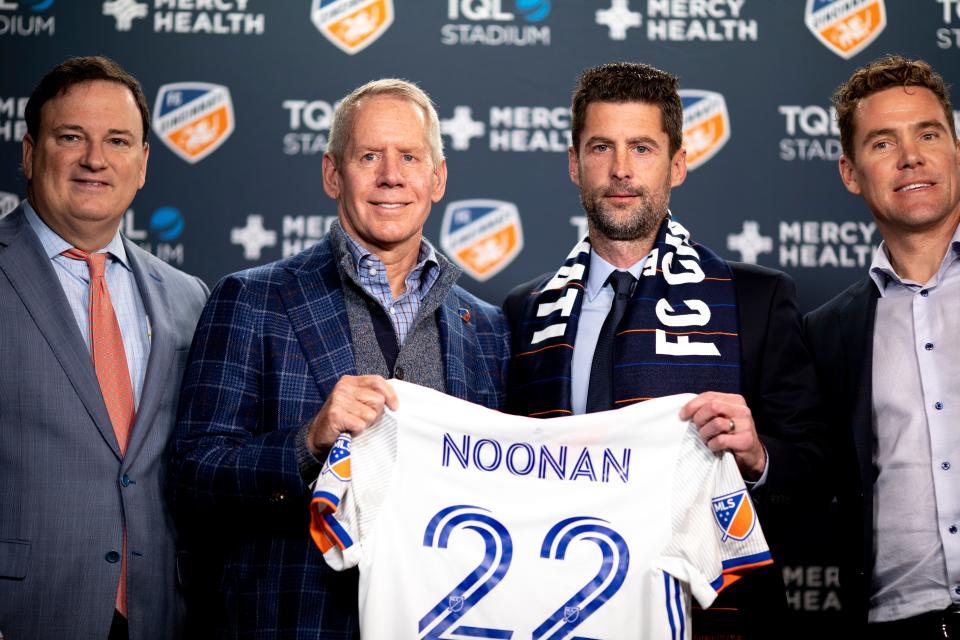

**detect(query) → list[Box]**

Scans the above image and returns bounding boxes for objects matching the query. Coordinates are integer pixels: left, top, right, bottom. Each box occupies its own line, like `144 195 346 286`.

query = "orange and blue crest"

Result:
153 82 235 164
712 489 757 542
440 199 524 282
805 0 886 60
311 0 394 55
680 90 730 172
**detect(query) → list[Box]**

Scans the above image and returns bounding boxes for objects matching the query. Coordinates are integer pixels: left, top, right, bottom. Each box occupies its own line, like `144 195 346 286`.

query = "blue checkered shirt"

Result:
341 230 439 345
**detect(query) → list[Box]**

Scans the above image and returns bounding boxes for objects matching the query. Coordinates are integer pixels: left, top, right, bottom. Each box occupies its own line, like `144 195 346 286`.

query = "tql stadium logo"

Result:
805 0 886 59
440 199 523 281
311 0 394 54
153 82 235 164
680 90 730 171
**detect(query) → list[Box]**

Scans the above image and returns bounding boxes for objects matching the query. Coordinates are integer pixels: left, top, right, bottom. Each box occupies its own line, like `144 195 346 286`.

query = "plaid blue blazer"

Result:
170 235 509 639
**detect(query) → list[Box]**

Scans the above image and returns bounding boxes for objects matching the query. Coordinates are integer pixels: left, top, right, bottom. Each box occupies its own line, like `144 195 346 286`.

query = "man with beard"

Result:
503 62 827 637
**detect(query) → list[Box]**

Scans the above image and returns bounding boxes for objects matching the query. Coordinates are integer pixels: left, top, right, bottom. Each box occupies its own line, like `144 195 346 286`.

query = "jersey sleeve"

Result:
657 424 773 609
310 433 361 571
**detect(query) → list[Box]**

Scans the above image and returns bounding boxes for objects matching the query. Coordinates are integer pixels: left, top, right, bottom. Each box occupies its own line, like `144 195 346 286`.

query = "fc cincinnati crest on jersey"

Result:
805 0 886 60
712 489 757 542
680 90 730 171
153 82 235 164
440 199 524 281
322 433 352 482
311 0 394 55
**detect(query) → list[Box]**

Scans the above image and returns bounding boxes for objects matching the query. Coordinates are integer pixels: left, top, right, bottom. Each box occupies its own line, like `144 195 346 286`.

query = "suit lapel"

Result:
279 239 357 397
437 290 478 402
124 240 175 465
838 278 879 488
0 207 119 458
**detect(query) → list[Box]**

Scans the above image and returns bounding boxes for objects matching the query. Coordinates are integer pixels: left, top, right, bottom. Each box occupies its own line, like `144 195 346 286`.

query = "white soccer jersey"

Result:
311 380 771 640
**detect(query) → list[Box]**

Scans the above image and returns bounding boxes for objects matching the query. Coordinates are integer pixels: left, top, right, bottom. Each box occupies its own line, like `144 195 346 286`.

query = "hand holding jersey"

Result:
310 380 772 639
680 392 767 482
306 374 398 456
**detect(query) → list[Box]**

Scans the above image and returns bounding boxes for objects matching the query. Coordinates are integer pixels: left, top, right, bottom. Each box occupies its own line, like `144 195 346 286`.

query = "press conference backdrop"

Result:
2 0 958 633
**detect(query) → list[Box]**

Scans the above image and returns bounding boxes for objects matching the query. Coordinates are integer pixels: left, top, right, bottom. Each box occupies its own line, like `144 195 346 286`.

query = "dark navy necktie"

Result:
586 270 636 413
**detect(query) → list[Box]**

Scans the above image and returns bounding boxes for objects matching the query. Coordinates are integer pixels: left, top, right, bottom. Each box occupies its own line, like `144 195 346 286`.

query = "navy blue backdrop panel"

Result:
2 0 958 633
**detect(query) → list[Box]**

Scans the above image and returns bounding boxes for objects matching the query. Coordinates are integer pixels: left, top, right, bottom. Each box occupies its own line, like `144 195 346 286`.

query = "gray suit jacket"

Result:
0 204 208 640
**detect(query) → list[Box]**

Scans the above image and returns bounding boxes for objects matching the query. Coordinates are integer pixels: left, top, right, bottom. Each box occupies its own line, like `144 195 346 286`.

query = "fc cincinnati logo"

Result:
322 433 352 482
440 199 524 282
680 90 730 171
152 82 235 164
805 0 886 60
311 0 394 55
712 489 757 542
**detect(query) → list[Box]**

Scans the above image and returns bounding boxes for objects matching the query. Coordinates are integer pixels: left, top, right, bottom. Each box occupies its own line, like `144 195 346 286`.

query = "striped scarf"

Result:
509 215 741 418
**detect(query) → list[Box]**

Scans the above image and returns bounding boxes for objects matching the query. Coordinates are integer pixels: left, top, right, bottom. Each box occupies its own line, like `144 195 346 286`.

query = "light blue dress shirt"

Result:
867 226 960 621
24 200 151 407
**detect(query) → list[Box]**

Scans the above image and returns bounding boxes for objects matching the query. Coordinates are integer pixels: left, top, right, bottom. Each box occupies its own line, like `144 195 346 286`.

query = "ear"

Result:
431 158 447 203
22 133 34 181
838 154 862 195
670 147 687 188
322 153 340 199
568 146 580 187
138 142 149 189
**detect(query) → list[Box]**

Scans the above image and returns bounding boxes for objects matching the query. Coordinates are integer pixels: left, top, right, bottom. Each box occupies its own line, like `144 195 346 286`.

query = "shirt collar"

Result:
341 227 439 281
585 248 648 302
23 199 132 271
869 222 960 295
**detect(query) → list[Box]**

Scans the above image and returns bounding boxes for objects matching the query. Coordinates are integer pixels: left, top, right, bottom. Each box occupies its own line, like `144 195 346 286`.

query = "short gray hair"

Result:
326 78 445 167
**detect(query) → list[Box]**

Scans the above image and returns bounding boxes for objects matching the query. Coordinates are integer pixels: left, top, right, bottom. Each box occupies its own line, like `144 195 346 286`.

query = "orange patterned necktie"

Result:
62 247 133 617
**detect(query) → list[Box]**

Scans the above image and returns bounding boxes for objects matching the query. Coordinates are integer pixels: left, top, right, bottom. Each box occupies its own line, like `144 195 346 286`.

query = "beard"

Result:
579 174 672 242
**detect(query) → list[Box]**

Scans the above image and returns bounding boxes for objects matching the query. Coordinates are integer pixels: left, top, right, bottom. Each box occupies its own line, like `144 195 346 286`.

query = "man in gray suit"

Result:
0 56 208 640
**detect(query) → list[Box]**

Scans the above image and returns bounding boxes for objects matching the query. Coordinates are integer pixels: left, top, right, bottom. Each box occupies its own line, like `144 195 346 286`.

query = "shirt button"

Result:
950 525 958 534
105 551 120 563
942 461 951 471
389 307 396 315
394 366 405 380
920 289 929 297
955 585 960 596
924 342 934 351
368 267 377 276
935 401 944 410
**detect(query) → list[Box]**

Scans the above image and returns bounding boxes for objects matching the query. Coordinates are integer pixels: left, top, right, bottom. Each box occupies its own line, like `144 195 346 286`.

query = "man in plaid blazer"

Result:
170 79 509 638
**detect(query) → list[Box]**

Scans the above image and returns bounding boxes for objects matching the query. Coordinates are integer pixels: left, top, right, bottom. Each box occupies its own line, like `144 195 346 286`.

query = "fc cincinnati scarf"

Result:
509 215 741 418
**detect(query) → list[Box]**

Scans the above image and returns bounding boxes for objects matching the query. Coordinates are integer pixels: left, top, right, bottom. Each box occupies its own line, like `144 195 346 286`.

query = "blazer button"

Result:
394 366 405 380
120 474 130 487
105 551 120 563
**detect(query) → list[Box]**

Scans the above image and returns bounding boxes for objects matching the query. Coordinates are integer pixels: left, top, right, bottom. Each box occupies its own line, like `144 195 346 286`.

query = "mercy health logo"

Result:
595 0 757 42
0 191 20 215
0 0 55 36
312 0 394 55
153 83 235 164
681 90 730 171
441 199 523 281
441 104 569 152
282 99 337 155
727 219 879 269
123 206 187 264
779 104 841 161
805 0 885 59
0 96 27 143
231 213 339 260
442 0 551 46
937 0 960 48
102 0 265 35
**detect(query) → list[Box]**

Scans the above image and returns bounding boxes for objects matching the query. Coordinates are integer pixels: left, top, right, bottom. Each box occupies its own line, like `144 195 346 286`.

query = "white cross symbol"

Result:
231 214 277 260
102 0 149 31
596 0 642 41
727 221 773 265
441 106 485 151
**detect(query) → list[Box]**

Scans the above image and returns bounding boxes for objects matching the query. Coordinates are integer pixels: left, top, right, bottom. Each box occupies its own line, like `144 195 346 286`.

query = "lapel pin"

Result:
460 308 471 323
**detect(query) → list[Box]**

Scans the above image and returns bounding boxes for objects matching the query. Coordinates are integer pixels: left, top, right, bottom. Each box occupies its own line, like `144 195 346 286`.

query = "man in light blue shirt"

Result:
805 55 960 638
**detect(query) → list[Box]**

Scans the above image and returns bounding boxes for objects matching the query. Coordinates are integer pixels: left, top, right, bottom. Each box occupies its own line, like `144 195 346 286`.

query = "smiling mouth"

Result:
372 202 408 209
895 182 933 192
73 179 110 187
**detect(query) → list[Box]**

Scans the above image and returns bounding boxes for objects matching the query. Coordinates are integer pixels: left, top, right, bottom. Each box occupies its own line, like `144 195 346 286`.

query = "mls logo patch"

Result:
712 489 757 542
311 0 394 55
322 433 352 482
805 0 886 60
153 83 235 164
680 90 730 171
440 199 524 281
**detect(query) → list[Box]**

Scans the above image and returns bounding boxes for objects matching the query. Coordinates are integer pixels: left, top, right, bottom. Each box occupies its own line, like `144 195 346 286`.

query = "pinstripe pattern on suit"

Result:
171 232 509 638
